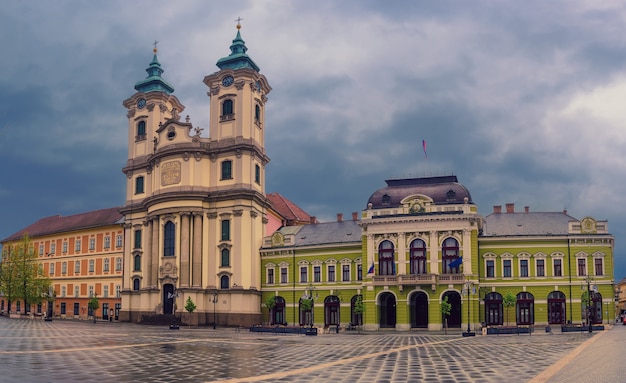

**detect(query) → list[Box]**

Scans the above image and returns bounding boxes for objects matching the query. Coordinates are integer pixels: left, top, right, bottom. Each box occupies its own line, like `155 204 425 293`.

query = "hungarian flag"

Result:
422 139 427 159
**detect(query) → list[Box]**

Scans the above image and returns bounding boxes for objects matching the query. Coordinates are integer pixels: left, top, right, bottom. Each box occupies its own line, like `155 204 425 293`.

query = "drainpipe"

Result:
567 236 572 323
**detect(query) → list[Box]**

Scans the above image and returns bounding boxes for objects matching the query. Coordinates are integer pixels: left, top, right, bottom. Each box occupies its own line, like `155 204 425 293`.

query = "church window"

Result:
221 248 230 267
163 221 175 256
133 255 141 271
134 230 142 249
221 160 232 180
133 278 140 291
135 176 144 194
221 219 230 241
220 275 230 289
136 121 146 140
255 104 261 124
255 164 261 184
221 99 234 121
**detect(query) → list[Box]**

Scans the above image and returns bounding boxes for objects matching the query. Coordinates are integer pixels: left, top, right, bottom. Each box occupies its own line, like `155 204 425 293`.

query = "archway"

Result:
324 296 340 326
516 292 534 325
162 284 175 315
271 296 285 325
443 291 461 328
484 292 503 326
410 291 428 328
379 292 396 328
547 291 566 324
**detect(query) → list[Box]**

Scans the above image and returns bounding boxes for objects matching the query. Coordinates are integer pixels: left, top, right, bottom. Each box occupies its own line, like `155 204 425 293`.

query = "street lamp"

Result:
463 280 475 337
212 290 218 330
583 275 594 333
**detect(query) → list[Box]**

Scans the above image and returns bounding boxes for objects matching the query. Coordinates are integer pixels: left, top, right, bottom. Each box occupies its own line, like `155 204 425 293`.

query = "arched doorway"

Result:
443 291 461 328
162 284 175 315
324 296 340 326
517 292 534 325
548 291 566 324
484 292 503 326
410 291 428 328
350 295 363 326
379 292 397 328
582 292 603 324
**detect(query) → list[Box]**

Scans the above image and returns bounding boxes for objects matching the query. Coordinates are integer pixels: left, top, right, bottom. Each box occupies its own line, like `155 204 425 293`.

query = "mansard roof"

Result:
482 211 575 236
2 207 124 242
366 175 473 209
263 220 361 249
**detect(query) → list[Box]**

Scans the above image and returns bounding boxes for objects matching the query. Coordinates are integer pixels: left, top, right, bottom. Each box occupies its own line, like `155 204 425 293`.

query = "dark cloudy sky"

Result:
1 1 625 279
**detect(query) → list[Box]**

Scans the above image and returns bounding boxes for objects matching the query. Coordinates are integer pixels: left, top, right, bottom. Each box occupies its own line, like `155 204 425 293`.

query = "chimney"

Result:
493 205 502 214
337 213 343 222
506 203 515 213
310 216 317 224
352 212 358 221
524 206 529 213
563 209 567 215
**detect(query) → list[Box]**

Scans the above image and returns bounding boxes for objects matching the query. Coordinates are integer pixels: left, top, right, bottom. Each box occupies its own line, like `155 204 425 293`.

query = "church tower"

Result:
119 23 271 326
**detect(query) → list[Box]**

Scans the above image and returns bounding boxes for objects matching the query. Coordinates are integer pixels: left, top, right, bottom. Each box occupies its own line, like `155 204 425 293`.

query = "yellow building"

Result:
1 208 124 320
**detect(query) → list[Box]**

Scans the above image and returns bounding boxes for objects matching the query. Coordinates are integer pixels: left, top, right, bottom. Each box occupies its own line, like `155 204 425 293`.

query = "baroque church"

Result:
1 24 616 332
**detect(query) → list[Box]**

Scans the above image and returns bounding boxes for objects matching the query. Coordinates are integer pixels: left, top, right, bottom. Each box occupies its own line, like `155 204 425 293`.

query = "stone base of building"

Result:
119 309 261 327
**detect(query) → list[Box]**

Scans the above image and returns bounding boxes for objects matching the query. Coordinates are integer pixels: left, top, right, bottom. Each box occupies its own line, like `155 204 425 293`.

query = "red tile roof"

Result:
2 207 124 242
266 192 312 225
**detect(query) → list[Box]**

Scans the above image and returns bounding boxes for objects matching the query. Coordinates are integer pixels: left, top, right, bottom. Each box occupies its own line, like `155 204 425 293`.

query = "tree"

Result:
88 295 99 323
300 297 313 327
265 296 276 324
440 296 452 334
353 295 364 333
184 296 197 328
0 234 51 314
503 292 516 326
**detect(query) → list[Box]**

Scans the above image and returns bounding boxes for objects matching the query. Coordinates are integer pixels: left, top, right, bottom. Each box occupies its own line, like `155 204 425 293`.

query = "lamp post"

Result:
463 280 475 337
582 274 594 333
303 284 317 328
212 290 218 330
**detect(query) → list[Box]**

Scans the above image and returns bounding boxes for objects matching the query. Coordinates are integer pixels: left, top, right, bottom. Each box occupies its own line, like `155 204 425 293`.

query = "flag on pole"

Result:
422 139 427 159
448 256 463 268
367 262 375 274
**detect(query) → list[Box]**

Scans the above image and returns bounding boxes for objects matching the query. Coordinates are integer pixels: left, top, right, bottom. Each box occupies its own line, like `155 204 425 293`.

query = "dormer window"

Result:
446 190 456 202
382 194 391 205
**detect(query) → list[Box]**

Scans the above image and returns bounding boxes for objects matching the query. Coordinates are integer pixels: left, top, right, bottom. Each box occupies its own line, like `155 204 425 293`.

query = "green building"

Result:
260 176 615 331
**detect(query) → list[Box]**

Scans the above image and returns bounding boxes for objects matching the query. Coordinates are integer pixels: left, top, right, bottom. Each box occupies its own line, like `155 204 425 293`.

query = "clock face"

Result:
222 76 234 87
137 99 146 109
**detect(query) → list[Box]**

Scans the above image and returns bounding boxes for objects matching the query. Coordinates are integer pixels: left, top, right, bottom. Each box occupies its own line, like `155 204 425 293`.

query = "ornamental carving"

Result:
161 161 181 186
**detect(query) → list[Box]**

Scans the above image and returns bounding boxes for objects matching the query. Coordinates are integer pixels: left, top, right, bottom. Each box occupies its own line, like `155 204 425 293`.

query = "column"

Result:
151 216 159 287
143 219 153 287
192 212 203 287
462 229 473 275
397 232 406 274
429 231 439 274
180 212 191 286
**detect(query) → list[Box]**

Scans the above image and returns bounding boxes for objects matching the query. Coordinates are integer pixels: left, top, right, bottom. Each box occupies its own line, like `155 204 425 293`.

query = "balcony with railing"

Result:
371 273 464 286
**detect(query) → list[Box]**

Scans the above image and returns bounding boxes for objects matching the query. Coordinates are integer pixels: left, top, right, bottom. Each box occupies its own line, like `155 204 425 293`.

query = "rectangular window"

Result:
74 286 79 297
267 268 274 284
314 266 321 282
89 238 95 251
73 303 79 316
554 259 562 277
520 259 529 277
89 259 94 273
50 243 56 255
221 220 230 241
75 261 80 274
221 160 232 180
342 264 350 281
116 285 121 298
89 285 94 297
63 241 68 253
328 265 335 282
578 258 586 276
536 259 545 277
115 257 122 271
116 235 123 248
61 286 66 297
486 260 495 278
104 236 110 249
104 258 110 272
255 164 261 184
62 262 67 274
595 258 603 276
357 264 363 281
60 302 66 315
134 230 142 249
39 244 44 256
503 260 512 278
103 285 109 298
49 263 55 276
75 240 81 252
300 266 307 283
135 176 144 194
280 267 288 284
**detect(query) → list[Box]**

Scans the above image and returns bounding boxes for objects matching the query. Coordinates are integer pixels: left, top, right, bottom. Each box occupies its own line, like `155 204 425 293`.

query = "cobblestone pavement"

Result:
0 316 605 383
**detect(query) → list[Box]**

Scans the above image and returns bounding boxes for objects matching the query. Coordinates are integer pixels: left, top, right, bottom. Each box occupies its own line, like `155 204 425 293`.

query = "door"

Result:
163 284 175 315
379 292 397 328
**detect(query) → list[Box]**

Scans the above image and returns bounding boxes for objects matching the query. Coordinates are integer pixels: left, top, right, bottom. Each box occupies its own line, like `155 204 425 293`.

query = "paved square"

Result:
0 317 598 382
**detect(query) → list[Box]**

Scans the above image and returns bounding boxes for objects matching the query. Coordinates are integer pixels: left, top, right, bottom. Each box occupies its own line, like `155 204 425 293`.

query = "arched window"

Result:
221 99 234 120
442 238 460 274
410 239 427 274
378 240 395 276
517 292 534 325
485 292 503 325
163 221 175 256
221 248 230 267
350 295 363 327
220 275 230 289
255 104 261 123
547 291 566 324
136 121 146 138
324 295 340 326
446 189 456 201
133 255 141 271
132 278 140 291
382 194 391 205
255 164 261 184
221 160 232 180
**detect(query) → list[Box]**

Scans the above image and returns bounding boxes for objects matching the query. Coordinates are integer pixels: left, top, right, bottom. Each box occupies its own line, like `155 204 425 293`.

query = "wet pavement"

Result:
0 316 614 383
